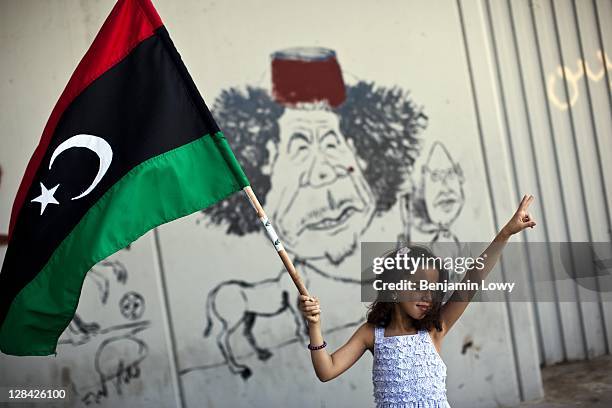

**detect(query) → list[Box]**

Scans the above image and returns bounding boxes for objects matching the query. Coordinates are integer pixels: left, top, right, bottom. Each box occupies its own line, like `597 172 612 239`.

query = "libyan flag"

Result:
0 0 250 355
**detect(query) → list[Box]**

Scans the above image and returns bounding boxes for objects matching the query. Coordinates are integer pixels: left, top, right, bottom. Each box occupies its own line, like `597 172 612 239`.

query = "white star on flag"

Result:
31 182 60 215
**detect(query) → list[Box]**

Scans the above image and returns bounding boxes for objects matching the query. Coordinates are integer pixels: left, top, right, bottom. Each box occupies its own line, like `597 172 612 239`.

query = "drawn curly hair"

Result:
203 81 428 235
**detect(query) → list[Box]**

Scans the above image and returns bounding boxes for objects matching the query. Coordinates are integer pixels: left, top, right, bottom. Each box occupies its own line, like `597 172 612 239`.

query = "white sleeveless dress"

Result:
372 326 451 407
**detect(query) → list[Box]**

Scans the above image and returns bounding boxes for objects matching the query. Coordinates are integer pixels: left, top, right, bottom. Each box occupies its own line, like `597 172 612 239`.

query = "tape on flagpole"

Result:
243 189 257 211
260 216 284 252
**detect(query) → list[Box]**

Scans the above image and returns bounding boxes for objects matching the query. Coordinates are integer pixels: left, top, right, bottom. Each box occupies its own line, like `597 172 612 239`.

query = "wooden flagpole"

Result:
242 186 310 297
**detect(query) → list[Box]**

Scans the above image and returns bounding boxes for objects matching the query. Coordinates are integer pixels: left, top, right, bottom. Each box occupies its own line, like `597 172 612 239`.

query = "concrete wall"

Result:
0 0 609 407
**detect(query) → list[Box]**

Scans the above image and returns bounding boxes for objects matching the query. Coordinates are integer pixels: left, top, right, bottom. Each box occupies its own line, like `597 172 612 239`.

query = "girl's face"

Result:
398 267 440 320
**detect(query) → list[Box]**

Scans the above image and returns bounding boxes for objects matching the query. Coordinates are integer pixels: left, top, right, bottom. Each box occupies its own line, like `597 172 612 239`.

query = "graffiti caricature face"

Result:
422 142 464 227
265 106 375 263
204 46 428 266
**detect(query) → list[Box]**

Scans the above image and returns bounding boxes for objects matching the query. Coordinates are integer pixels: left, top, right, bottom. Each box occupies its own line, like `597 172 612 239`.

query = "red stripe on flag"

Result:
8 0 163 241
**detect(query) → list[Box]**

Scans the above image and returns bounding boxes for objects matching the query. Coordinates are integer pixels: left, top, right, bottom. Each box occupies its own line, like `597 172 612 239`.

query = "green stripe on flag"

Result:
0 132 249 355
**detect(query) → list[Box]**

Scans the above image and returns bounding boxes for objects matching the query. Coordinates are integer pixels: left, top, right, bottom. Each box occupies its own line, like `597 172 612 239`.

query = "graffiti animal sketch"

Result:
57 258 151 404
203 270 306 379
80 329 149 405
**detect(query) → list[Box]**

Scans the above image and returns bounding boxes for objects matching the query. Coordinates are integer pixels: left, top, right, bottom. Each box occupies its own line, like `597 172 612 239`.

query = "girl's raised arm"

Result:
299 296 373 382
438 194 536 337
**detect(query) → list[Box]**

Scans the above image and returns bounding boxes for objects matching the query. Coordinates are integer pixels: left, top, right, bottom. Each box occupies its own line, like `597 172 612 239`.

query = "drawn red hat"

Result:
271 47 346 108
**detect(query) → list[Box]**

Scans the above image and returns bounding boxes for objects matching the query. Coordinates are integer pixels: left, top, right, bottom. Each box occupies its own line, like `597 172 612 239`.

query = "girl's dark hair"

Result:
366 244 449 332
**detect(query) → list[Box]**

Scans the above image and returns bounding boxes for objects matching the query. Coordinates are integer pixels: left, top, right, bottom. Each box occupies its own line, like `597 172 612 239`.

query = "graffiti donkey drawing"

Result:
199 47 454 379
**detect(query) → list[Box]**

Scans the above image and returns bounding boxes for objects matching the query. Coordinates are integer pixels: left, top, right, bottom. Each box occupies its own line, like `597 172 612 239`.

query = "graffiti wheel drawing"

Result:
119 291 145 321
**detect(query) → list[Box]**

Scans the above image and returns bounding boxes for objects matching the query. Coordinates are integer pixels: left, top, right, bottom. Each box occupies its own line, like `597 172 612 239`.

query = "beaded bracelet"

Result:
308 341 327 350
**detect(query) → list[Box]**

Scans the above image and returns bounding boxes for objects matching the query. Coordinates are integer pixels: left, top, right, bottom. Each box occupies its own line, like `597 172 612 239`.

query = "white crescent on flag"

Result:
49 134 113 200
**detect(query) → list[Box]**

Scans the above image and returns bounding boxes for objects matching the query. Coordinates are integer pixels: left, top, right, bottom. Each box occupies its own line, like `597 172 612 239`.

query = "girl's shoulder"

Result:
424 327 444 354
356 322 376 351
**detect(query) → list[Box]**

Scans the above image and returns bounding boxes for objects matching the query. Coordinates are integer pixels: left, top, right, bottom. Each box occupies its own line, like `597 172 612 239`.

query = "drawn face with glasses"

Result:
422 142 465 228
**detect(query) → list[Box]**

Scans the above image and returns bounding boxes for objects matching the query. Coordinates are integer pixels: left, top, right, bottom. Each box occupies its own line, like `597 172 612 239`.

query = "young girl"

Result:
299 195 536 407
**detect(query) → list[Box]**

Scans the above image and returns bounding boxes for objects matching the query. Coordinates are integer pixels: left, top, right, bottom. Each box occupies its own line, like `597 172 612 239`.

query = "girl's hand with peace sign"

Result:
435 194 536 338
500 194 537 237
